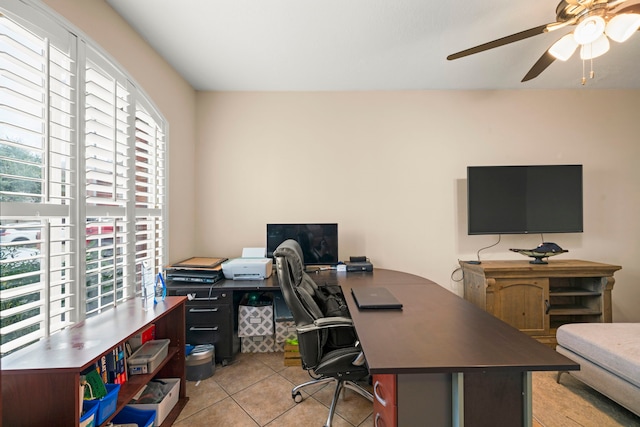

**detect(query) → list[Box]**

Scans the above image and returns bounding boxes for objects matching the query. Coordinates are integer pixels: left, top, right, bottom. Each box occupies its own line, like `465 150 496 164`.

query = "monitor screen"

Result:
266 223 338 265
467 165 583 235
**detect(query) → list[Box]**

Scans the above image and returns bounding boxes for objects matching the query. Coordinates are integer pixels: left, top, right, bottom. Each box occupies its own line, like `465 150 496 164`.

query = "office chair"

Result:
273 239 373 427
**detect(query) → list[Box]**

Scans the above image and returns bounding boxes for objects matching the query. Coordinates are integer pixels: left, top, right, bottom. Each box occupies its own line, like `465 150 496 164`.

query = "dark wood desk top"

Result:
325 269 579 375
169 269 579 376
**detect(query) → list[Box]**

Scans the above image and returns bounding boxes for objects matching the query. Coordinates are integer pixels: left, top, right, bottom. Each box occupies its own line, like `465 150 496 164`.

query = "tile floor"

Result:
173 352 374 427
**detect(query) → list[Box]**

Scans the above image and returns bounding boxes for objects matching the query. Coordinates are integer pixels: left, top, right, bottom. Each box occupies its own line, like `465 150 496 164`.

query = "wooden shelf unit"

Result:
460 259 621 347
1 296 188 426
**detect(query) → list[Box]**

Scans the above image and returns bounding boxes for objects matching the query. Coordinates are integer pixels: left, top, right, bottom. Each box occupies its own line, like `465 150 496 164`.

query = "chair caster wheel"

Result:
292 391 303 403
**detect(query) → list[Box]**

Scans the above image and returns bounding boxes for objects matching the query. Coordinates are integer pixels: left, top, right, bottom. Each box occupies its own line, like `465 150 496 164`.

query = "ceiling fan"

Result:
447 0 640 83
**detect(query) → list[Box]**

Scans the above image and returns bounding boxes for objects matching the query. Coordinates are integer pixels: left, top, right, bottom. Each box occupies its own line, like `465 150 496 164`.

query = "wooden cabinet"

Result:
460 260 621 346
373 374 397 427
490 277 549 336
1 297 188 426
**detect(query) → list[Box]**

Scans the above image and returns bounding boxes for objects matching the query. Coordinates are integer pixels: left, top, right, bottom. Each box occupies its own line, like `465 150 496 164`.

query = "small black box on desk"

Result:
345 261 373 272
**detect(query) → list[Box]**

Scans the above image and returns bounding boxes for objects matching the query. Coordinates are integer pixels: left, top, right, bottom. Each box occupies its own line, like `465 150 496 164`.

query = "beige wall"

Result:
39 1 640 322
196 91 640 322
42 0 197 262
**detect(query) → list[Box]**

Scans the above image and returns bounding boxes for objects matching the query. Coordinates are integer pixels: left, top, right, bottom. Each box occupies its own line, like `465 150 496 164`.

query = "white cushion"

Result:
556 323 640 389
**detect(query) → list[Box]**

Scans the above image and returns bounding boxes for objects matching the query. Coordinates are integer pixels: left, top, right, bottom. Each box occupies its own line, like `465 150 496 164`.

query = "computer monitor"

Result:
266 223 338 265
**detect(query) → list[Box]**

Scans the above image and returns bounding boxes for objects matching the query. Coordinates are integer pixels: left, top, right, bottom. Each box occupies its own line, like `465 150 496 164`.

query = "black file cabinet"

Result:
167 284 239 365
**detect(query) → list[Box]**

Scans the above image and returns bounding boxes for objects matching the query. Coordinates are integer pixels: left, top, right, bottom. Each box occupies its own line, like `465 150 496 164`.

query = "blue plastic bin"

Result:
96 383 120 425
80 399 99 427
112 406 156 427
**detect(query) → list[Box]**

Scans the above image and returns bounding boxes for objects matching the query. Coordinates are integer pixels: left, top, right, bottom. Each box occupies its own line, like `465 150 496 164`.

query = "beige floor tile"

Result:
264 396 353 427
214 352 278 395
254 351 289 373
312 383 373 426
278 366 331 396
173 396 259 426
177 376 228 421
358 413 374 427
232 374 299 425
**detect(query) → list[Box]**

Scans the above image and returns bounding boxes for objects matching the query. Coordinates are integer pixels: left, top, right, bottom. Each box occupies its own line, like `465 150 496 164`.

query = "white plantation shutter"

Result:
83 46 133 315
0 0 167 355
0 8 77 354
134 101 165 287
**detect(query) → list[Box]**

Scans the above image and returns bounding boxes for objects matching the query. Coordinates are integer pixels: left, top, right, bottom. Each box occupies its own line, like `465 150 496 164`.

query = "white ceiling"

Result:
105 0 640 91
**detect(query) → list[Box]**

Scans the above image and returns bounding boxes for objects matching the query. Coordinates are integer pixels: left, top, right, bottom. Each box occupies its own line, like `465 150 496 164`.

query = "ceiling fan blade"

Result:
616 2 640 13
447 24 551 60
521 50 557 82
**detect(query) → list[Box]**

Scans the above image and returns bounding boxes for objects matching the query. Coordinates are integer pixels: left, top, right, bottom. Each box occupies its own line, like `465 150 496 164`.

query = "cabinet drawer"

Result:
173 288 231 303
373 374 397 427
186 304 231 326
186 325 236 363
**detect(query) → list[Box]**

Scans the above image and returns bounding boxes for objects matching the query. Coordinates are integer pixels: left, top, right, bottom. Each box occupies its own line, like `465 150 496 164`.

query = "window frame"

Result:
0 0 168 356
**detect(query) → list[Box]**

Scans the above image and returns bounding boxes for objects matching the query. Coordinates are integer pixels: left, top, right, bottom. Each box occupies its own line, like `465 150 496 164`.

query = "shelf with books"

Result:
1 297 188 426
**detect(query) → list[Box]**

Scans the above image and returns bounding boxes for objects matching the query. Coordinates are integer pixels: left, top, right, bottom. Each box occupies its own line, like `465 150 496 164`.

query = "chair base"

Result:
292 376 373 427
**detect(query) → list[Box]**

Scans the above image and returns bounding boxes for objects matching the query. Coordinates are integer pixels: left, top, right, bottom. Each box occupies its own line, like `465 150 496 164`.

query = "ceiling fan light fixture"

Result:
549 34 579 60
574 15 606 44
579 34 610 59
605 13 640 43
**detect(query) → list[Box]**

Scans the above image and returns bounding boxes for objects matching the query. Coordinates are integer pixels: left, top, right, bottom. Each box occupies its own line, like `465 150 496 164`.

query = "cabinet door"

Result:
373 374 397 427
493 278 549 335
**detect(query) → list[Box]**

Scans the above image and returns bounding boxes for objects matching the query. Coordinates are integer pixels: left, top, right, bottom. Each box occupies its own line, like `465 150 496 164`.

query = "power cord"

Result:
467 234 502 264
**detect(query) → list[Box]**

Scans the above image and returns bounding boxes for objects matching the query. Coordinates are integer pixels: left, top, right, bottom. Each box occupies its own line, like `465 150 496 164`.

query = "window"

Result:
0 0 167 356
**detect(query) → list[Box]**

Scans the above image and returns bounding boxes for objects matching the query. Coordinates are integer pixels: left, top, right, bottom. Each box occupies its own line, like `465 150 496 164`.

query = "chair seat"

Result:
314 347 369 381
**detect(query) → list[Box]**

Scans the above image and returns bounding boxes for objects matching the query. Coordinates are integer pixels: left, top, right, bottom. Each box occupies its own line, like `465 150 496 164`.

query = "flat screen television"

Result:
467 165 583 235
266 223 338 265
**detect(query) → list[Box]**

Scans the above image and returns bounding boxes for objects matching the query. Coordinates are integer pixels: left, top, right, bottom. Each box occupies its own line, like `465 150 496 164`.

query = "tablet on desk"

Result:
351 287 403 310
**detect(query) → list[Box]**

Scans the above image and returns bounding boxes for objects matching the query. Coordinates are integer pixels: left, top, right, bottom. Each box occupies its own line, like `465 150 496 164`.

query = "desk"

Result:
171 269 578 426
315 269 578 427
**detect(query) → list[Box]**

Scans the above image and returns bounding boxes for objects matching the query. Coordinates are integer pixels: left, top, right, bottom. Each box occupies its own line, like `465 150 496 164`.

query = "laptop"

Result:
351 287 403 310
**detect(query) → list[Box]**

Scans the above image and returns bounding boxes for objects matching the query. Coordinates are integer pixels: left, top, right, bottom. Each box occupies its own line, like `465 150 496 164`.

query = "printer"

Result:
222 248 273 280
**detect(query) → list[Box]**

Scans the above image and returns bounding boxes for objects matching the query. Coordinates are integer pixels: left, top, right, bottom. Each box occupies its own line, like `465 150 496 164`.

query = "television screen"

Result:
467 165 583 235
266 223 338 265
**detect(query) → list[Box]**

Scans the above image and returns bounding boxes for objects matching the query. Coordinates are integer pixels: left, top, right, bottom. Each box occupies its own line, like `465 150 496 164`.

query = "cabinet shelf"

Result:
548 305 602 316
1 297 188 426
106 346 178 425
549 288 601 297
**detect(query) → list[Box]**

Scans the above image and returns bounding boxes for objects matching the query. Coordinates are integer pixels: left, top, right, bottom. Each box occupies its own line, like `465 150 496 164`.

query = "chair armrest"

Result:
315 316 353 327
297 316 353 334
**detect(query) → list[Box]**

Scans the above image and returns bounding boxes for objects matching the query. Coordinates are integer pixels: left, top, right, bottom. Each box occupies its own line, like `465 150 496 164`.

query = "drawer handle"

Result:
189 308 219 313
373 381 387 407
187 293 226 301
374 413 383 427
189 326 219 331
